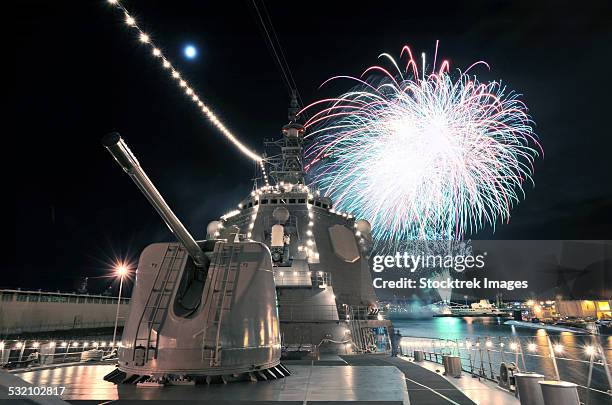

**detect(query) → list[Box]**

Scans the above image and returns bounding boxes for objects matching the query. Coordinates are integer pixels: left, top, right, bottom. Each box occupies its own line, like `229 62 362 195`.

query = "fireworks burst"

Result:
303 44 542 249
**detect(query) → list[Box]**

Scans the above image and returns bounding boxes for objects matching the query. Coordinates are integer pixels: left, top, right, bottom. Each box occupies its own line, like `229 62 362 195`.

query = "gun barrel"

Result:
102 132 206 267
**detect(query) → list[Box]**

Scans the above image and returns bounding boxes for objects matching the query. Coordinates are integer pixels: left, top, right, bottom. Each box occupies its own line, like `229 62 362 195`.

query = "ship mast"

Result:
264 92 306 186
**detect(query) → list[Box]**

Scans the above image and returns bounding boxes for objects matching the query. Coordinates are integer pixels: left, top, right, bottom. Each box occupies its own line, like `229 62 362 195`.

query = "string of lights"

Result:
260 160 269 186
105 0 262 162
0 337 601 359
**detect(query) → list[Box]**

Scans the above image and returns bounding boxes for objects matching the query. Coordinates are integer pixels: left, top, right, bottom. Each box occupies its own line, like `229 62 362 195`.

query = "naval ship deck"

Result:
1 354 522 404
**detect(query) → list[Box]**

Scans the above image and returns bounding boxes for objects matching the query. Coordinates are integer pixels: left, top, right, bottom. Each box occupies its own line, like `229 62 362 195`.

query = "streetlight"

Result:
112 263 128 350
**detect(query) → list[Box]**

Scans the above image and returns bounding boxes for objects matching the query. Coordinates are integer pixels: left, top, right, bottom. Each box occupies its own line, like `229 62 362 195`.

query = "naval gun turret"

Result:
101 133 287 385
102 133 208 267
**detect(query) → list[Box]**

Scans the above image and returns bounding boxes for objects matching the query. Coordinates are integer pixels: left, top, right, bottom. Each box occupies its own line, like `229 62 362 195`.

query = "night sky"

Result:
12 1 612 293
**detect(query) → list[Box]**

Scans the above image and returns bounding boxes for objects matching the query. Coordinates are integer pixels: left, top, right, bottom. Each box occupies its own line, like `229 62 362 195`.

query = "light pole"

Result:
111 264 128 350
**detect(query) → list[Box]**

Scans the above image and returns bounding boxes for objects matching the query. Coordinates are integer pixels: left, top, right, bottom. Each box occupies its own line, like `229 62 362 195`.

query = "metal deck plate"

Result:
11 364 409 403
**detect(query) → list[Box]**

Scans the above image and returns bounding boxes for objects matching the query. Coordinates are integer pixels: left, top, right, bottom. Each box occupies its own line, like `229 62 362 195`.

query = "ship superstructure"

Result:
210 96 392 355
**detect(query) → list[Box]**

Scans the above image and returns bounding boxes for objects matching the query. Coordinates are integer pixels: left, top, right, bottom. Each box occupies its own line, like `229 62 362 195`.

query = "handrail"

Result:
273 269 332 288
401 333 611 403
0 339 118 369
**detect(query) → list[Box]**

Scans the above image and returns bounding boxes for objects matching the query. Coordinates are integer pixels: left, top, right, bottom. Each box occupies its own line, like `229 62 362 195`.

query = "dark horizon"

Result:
12 1 612 293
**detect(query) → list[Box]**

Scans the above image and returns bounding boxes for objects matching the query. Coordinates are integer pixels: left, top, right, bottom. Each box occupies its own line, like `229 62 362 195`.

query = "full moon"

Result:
184 45 197 59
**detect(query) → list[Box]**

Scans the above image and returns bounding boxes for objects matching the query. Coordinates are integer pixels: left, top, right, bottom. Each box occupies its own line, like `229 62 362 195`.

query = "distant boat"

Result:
433 299 512 318
385 302 434 320
383 299 437 320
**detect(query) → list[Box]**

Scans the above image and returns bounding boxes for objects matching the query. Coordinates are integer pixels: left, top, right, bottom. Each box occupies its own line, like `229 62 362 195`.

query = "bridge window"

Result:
261 199 268 204
271 199 278 204
28 294 40 302
17 293 28 301
289 198 296 203
298 198 306 204
78 297 86 304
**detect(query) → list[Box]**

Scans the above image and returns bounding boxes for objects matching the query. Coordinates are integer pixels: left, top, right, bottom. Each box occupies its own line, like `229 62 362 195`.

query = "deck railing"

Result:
273 270 332 288
0 339 118 369
401 333 611 404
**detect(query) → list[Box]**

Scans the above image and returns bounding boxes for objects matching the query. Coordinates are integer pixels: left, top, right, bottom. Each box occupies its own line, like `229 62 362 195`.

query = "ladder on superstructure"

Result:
133 244 185 363
200 243 240 367
348 306 366 352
